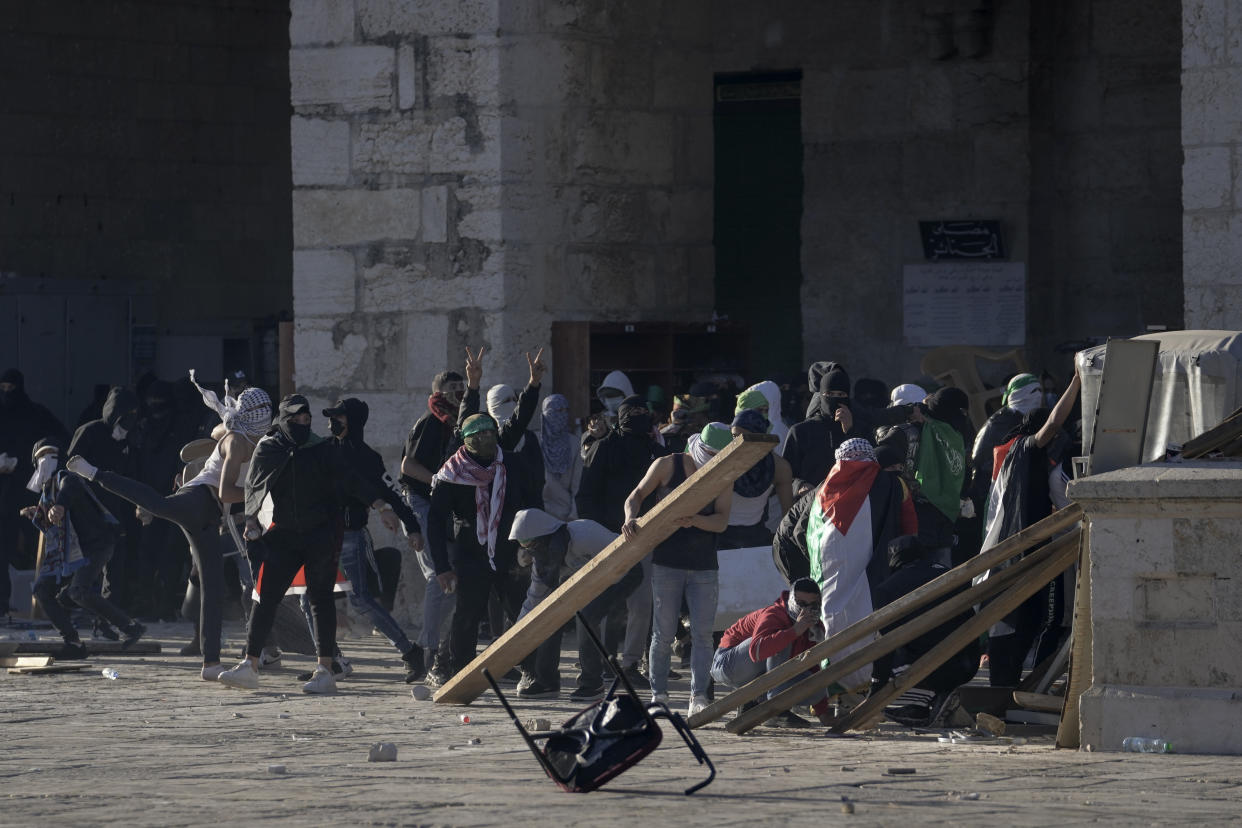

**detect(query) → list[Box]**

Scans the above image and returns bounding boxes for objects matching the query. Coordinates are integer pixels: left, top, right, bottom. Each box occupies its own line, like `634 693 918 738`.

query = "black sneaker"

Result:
621 663 650 689
518 680 560 700
569 684 605 702
57 641 88 660
93 620 119 642
766 711 814 729
121 622 146 649
424 668 450 688
401 645 426 684
297 660 348 682
178 638 201 657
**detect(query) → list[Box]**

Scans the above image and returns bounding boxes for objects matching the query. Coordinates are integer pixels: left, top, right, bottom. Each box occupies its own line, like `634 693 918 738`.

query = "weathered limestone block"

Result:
1182 66 1242 146
396 43 416 110
293 188 420 247
357 0 499 38
291 46 394 112
1183 145 1232 210
1183 212 1242 285
428 35 501 106
403 313 451 388
294 317 369 390
428 111 501 175
421 185 449 243
361 261 503 313
354 117 434 176
455 182 502 241
293 249 355 316
572 111 675 183
290 0 356 47
291 117 351 186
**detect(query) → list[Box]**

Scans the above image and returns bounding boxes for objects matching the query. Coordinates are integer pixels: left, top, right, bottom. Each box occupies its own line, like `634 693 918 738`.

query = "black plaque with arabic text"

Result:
919 220 1006 261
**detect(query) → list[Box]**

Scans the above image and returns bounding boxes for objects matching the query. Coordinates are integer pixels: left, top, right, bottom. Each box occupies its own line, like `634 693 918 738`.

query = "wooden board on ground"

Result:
15 641 162 655
433 433 779 705
1013 691 1064 713
688 504 1083 729
9 663 87 675
0 655 54 668
829 537 1080 733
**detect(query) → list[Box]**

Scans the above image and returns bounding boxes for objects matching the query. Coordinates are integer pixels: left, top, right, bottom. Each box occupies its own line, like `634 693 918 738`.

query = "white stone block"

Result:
428 35 501 106
293 249 355 316
291 118 351 186
293 188 420 247
293 318 369 390
1183 0 1227 70
421 185 449 243
1183 145 1232 210
291 46 394 112
354 117 434 175
397 44 417 110
360 262 504 313
358 0 499 37
404 313 451 388
290 0 355 46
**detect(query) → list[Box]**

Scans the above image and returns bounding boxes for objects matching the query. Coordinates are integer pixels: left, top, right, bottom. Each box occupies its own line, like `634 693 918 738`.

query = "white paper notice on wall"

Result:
903 262 1025 347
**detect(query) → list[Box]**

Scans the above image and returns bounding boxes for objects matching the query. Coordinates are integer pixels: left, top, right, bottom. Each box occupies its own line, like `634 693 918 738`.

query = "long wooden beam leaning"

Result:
687 503 1083 728
725 531 1078 734
830 536 1081 733
433 432 779 705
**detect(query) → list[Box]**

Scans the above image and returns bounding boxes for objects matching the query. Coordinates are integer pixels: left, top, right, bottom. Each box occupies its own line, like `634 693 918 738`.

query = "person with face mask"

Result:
505 508 635 699
710 577 833 728
487 381 545 509
422 412 536 686
719 409 794 549
66 380 273 680
216 395 413 694
314 398 425 682
539 394 582 522
576 395 669 688
969 373 1045 505
24 438 145 656
595 370 635 427
0 368 69 623
66 386 141 622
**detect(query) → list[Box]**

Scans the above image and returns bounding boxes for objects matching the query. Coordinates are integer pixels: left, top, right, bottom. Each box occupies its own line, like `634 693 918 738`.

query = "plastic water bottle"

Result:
1121 736 1171 753
101 667 119 680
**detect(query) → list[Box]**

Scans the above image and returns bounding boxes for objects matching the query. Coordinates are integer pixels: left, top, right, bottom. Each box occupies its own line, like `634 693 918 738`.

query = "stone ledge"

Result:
1079 683 1242 754
1070 460 1242 502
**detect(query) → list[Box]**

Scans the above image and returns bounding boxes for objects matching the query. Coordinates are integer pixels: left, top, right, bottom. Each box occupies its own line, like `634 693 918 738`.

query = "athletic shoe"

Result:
65 455 98 480
518 681 560 700
301 664 337 694
57 641 88 660
201 664 228 681
401 645 426 684
93 620 119 642
650 692 671 707
621 663 650 689
569 684 605 702
424 668 450 688
687 695 710 718
121 621 146 649
258 647 282 669
218 660 260 690
179 638 201 657
297 660 349 682
766 711 814 729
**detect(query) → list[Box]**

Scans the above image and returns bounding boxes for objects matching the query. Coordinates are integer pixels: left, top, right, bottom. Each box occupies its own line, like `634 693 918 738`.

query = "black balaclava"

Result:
325 398 369 444
276 394 313 446
616 395 652 438
818 368 852 417
854 378 889 410
102 386 140 435
1 368 28 410
143 379 176 422
926 387 971 433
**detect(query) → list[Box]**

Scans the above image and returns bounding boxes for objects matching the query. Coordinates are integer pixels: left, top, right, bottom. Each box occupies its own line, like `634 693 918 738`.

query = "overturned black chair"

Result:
483 611 716 795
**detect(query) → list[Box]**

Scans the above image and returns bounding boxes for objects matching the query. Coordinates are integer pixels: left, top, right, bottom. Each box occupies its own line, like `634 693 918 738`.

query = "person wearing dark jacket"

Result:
0 368 69 621
577 395 668 684
911 387 974 564
424 412 535 683
218 395 411 694
25 439 145 656
710 579 833 728
67 386 141 622
319 398 425 682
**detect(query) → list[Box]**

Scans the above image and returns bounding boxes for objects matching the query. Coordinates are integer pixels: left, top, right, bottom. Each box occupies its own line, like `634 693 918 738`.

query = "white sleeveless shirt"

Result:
184 435 254 492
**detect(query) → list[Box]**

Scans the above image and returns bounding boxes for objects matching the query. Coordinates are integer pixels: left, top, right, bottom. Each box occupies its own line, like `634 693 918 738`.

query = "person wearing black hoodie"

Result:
319 398 426 682
0 368 69 620
67 386 141 621
24 438 145 655
218 395 416 694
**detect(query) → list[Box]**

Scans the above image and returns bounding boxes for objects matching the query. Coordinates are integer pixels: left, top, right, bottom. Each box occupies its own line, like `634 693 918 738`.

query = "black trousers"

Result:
576 564 643 690
438 560 527 676
246 523 341 658
987 578 1065 687
33 541 134 641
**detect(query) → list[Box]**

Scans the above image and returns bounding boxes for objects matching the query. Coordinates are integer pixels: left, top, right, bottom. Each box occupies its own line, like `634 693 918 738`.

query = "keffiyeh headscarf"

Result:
1004 373 1042 415
189 370 271 439
835 437 876 464
686 422 731 468
435 444 507 570
540 394 573 476
817 438 880 534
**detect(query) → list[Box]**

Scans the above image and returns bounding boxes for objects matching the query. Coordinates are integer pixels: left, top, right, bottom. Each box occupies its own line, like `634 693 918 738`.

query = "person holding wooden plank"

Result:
623 422 734 717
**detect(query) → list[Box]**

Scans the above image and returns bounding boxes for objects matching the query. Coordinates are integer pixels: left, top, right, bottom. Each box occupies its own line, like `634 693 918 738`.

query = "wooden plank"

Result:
687 504 1083 728
0 655 54 668
433 432 780 705
724 532 1077 734
15 641 162 655
1057 525 1092 749
1182 406 1242 458
9 664 87 675
1013 691 1064 713
830 538 1080 733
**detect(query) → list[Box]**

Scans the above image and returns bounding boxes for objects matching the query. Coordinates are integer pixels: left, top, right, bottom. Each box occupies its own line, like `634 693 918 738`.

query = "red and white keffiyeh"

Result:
434 446 507 569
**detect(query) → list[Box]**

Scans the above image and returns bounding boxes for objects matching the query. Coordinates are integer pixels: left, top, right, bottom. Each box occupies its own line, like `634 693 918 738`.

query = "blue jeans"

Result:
407 491 456 651
710 637 814 704
648 564 718 698
300 528 413 656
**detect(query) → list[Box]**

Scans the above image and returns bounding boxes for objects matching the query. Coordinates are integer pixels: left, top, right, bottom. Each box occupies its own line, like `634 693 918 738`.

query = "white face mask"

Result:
490 400 517 423
26 455 57 494
601 394 623 415
112 423 128 441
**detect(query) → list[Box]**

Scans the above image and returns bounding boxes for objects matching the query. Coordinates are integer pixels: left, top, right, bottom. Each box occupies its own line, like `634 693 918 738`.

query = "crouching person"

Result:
710 577 833 728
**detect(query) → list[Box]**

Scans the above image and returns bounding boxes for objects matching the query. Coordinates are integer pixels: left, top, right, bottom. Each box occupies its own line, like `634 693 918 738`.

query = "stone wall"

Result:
0 0 292 327
1183 0 1242 328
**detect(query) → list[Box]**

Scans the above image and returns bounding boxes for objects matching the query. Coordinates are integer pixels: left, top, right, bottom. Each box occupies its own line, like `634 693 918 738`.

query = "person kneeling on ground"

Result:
710 577 833 728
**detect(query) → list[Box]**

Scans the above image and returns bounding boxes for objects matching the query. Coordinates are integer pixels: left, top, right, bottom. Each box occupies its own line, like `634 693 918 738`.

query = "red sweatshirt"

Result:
720 591 822 664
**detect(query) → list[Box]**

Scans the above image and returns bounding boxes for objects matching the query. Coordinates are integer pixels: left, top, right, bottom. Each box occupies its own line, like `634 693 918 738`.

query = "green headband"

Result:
735 388 768 413
700 422 733 452
461 413 497 438
1002 373 1038 405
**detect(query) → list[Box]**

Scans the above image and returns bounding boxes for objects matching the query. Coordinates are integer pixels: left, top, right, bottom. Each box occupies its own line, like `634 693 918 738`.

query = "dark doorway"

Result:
713 71 804 384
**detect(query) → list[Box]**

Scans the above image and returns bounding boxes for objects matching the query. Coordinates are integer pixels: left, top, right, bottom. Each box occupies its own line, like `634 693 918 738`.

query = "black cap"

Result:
279 394 311 417
322 399 348 417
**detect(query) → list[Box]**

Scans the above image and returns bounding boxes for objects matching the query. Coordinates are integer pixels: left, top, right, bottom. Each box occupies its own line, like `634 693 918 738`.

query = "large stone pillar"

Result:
1071 462 1242 754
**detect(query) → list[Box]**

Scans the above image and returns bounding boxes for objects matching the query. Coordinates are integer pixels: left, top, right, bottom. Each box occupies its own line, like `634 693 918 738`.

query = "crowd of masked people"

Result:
0 349 1082 720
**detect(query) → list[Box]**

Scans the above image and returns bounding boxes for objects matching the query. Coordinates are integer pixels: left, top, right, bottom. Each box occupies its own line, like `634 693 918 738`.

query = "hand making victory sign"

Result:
464 346 485 390
526 347 546 387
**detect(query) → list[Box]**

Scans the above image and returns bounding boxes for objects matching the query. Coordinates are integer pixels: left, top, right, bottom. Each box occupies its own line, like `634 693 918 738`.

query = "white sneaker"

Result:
217 660 259 690
687 695 709 718
66 455 98 480
336 654 353 679
201 663 228 681
259 647 282 669
302 664 337 695
651 692 670 707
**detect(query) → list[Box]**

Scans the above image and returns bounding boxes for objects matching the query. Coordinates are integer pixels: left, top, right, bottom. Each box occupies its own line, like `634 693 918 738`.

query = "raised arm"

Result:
1034 371 1081 448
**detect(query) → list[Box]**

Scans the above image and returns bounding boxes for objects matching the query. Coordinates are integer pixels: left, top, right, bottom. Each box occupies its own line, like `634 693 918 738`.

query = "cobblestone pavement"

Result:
4 622 1242 826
